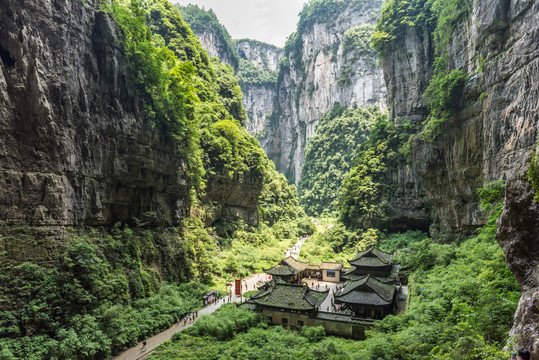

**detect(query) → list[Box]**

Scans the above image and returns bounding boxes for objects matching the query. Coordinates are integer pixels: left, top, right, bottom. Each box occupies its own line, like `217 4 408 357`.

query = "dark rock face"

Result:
496 155 539 358
382 0 539 233
0 0 190 227
381 0 539 352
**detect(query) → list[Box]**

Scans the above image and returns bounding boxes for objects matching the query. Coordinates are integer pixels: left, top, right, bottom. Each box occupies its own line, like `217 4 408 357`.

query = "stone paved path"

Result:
112 297 237 360
285 236 308 259
303 279 346 312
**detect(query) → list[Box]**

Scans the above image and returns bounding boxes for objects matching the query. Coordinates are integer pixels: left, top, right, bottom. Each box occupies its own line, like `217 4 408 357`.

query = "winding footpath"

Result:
112 298 235 360
112 236 309 360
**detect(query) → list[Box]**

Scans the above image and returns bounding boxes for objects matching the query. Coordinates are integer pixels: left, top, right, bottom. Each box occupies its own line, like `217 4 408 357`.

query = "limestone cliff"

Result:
0 0 190 227
271 0 387 183
378 0 539 352
235 39 282 72
0 0 264 230
378 0 539 233
176 4 239 69
497 154 539 357
234 39 282 147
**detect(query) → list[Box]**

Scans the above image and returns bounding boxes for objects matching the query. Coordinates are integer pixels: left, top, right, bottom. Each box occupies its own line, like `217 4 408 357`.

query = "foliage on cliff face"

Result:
526 146 539 202
279 0 383 82
298 104 380 216
338 114 412 229
175 3 239 69
0 226 211 360
236 58 278 87
342 24 377 59
0 1 312 358
373 0 471 140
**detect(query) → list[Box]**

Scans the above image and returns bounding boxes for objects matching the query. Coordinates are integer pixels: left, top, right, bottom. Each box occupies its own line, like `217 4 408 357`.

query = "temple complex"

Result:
242 246 403 339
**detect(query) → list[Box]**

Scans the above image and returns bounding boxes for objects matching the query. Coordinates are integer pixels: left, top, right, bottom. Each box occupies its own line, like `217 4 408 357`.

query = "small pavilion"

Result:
264 256 310 283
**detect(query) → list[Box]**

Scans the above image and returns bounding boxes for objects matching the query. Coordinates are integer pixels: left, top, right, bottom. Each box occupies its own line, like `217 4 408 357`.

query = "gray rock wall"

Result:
272 3 387 183
235 39 282 72
197 29 238 68
382 0 539 233
0 0 191 227
381 0 539 352
496 154 539 358
234 40 282 147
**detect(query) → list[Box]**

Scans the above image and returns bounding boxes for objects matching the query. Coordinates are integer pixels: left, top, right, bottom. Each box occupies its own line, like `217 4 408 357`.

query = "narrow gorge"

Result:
1 0 538 359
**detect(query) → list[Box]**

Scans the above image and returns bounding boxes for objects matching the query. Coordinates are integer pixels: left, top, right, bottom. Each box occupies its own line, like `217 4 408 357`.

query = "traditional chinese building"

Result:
263 256 310 283
335 247 401 319
242 282 371 339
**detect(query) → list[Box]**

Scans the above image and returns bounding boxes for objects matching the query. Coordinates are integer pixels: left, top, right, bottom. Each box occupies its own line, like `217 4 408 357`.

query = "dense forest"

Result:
1 0 537 358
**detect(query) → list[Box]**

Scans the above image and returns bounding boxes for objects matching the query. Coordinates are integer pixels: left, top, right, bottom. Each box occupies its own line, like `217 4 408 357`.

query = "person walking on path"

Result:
141 340 147 351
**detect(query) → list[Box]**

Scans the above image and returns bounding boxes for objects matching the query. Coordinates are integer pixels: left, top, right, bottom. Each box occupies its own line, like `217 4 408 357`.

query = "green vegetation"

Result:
236 58 278 87
422 60 469 141
279 0 382 86
338 114 412 229
342 24 377 59
526 145 539 202
176 4 239 69
150 185 519 359
0 1 312 358
299 105 381 216
0 227 211 359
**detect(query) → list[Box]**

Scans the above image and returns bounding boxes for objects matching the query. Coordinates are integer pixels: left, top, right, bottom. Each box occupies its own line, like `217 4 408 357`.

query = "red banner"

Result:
235 279 241 296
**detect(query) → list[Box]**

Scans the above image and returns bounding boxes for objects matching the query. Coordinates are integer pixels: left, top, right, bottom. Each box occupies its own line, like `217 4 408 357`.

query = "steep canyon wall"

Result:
272 0 387 183
0 0 190 228
379 0 539 353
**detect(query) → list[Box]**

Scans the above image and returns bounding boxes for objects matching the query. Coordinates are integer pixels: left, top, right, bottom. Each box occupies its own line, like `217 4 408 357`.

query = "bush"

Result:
301 326 326 342
184 305 264 340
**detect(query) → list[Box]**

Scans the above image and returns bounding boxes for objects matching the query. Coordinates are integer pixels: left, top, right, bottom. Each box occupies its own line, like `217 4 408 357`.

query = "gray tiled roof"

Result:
344 264 400 282
265 264 296 276
265 257 310 276
348 247 393 267
282 257 310 272
335 275 395 306
320 262 343 271
250 283 329 311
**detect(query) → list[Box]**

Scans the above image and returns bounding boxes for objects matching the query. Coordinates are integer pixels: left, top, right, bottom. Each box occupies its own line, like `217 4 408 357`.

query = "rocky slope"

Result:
271 0 386 183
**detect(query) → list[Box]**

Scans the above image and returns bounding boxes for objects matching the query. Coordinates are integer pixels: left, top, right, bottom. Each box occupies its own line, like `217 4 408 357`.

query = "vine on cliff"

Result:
176 4 239 69
338 114 405 229
373 0 471 141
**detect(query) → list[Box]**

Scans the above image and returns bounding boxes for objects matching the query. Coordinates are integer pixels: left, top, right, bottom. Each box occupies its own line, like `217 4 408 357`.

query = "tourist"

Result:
141 340 147 351
514 348 530 360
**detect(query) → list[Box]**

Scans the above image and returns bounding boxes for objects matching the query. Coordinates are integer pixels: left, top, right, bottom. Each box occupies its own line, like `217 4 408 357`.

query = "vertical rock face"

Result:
272 1 387 183
196 29 238 69
234 40 282 147
496 155 539 358
0 0 191 226
235 39 282 72
381 0 539 232
381 0 539 352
